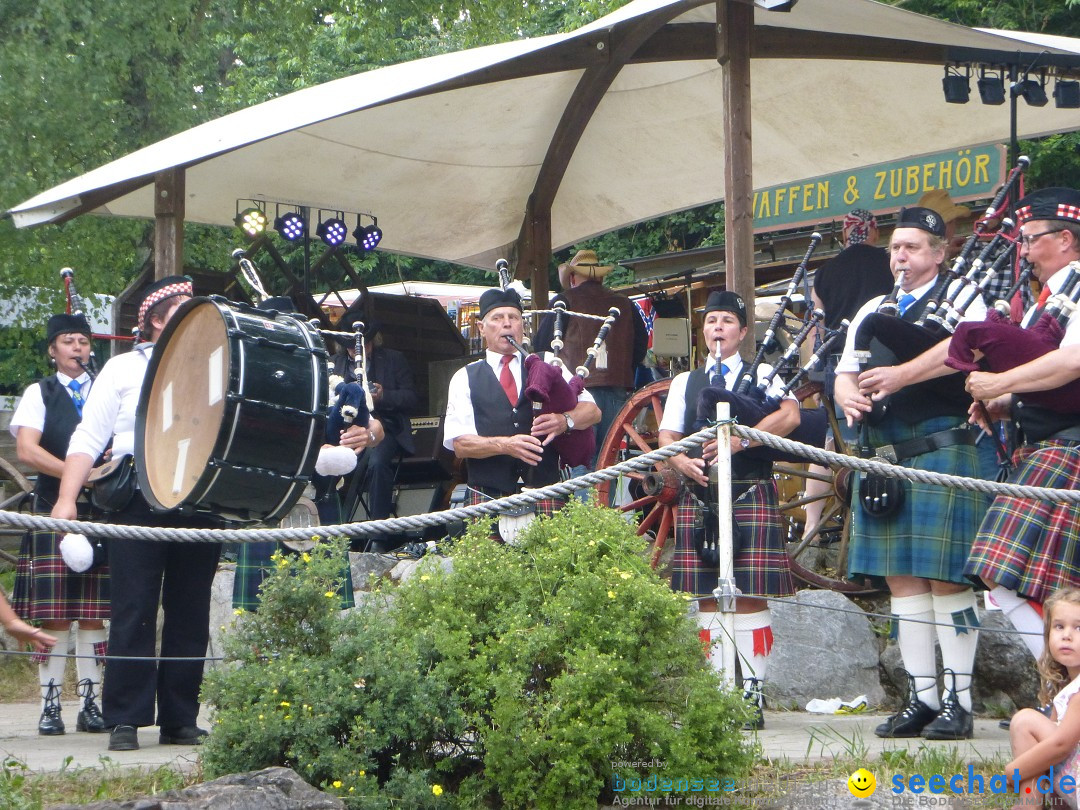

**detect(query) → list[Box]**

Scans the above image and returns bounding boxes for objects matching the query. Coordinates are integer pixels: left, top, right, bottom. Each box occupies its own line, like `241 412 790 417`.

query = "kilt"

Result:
848 416 984 585
464 487 565 541
671 478 795 599
233 541 355 612
11 526 110 623
965 440 1080 603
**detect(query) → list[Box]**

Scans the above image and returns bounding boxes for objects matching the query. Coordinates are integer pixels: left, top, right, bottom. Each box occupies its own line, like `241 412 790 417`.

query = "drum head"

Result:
137 299 229 510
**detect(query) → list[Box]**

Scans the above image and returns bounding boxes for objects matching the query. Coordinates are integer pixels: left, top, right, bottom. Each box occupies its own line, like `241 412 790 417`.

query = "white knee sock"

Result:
933 590 980 712
891 593 939 710
74 626 107 689
988 586 1044 659
38 628 70 708
734 609 773 687
694 611 727 677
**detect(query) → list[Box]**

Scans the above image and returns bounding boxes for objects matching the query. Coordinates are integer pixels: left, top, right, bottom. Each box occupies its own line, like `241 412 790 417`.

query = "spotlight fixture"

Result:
353 217 383 251
274 211 307 242
316 216 348 247
235 206 268 238
977 67 1006 105
1016 73 1048 107
942 65 970 104
1056 78 1080 109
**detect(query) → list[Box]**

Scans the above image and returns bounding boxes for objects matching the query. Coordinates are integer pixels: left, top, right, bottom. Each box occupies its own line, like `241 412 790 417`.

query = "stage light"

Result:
1054 78 1080 109
274 211 307 242
353 218 383 251
942 66 970 104
236 207 267 238
978 68 1005 105
1016 74 1048 107
316 217 348 247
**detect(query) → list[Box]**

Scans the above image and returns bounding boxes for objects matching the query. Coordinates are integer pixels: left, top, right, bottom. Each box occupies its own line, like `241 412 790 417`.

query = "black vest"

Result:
33 376 82 506
866 283 969 423
464 359 560 494
1014 401 1080 443
679 365 771 481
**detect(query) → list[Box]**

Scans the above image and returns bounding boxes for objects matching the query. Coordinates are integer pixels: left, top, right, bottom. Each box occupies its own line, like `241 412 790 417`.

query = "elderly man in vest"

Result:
443 288 600 528
533 250 647 467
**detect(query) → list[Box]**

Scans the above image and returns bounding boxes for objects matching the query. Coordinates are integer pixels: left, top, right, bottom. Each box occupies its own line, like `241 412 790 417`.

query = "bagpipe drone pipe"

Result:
947 260 1080 412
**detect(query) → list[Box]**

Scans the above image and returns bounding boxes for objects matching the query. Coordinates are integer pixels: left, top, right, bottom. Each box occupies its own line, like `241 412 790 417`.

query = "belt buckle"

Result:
875 444 898 464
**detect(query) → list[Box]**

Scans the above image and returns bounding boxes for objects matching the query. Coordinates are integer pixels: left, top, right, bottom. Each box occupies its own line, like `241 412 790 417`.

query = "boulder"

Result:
767 590 886 710
48 766 344 809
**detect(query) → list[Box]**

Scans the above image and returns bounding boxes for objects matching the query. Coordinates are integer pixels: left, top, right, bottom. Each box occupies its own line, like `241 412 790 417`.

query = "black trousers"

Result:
101 494 221 729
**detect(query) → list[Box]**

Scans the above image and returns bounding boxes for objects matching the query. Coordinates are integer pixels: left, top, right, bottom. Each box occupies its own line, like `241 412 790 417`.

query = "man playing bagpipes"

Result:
835 207 988 741
953 188 1080 667
442 288 601 533
657 290 800 731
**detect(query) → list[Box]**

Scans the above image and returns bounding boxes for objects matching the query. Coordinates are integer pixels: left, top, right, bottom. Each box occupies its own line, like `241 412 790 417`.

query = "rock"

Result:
206 565 237 674
348 551 397 590
768 590 886 710
48 766 344 809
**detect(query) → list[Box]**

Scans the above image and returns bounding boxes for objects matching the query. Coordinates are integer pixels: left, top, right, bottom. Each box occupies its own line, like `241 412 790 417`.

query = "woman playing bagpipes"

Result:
657 290 800 731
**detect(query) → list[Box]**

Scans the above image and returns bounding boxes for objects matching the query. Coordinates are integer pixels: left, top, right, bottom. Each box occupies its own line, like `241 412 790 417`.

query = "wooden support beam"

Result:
718 0 756 356
153 169 185 280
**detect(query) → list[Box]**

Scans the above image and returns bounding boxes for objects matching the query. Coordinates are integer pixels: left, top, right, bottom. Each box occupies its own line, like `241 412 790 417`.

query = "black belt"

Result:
1040 427 1080 444
874 427 974 463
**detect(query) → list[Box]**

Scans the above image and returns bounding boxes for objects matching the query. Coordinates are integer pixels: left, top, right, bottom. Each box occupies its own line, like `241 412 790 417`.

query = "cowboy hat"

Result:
917 189 971 225
559 249 614 281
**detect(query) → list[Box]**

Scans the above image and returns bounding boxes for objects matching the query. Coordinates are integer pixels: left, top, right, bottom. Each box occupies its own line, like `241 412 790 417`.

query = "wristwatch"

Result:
740 438 751 450
563 412 575 431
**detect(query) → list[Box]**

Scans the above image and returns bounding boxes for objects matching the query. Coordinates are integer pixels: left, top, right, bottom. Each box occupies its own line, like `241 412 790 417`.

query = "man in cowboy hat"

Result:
533 249 647 468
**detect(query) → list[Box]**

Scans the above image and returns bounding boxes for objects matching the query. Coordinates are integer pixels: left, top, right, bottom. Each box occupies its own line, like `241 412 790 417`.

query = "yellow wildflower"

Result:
333 780 343 789
432 785 444 796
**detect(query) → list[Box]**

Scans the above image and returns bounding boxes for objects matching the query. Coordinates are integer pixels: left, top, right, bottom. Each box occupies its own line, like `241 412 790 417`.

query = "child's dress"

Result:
1053 674 1080 809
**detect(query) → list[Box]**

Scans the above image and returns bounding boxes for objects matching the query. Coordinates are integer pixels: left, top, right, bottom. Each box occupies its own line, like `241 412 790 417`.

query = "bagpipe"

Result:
692 235 835 463
852 156 1030 421
946 260 1080 412
59 267 102 379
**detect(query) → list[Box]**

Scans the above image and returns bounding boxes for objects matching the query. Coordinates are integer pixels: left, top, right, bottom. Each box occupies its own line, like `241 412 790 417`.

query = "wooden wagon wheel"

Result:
594 378 877 594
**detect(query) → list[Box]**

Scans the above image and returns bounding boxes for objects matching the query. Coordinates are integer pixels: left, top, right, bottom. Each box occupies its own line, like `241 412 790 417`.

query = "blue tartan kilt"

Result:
671 478 795 599
233 540 355 612
11 526 110 623
965 440 1080 603
848 416 984 585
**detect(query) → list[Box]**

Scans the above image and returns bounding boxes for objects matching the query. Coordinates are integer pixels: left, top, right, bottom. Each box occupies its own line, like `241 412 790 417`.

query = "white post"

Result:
713 401 738 687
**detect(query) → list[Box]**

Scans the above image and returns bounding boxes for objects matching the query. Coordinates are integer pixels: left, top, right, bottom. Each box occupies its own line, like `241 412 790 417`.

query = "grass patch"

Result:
0 757 200 809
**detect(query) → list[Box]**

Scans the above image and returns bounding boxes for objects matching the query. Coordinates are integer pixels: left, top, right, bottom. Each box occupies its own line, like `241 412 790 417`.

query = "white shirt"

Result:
443 350 595 450
66 344 152 460
1022 265 1080 347
836 277 988 374
9 371 92 437
658 355 794 434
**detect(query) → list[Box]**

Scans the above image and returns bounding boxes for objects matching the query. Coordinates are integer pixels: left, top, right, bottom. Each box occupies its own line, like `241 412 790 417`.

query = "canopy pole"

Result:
520 195 552 318
153 169 185 281
718 0 755 355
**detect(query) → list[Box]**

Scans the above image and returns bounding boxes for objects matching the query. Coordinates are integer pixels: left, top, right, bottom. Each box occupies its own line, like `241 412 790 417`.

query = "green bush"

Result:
202 503 756 808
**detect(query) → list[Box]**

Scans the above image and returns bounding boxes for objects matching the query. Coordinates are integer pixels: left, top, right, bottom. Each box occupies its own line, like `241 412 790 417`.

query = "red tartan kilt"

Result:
464 487 565 541
12 527 110 623
671 480 795 599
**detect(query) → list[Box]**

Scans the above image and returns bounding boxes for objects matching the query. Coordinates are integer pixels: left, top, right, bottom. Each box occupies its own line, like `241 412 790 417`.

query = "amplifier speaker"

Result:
397 416 455 484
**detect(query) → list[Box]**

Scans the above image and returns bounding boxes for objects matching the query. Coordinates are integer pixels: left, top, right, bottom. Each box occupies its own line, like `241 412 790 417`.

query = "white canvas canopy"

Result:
8 0 1080 276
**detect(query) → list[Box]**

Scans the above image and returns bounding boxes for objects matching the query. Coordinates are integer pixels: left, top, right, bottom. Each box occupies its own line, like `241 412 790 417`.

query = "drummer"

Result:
657 290 799 731
50 276 216 754
442 288 600 528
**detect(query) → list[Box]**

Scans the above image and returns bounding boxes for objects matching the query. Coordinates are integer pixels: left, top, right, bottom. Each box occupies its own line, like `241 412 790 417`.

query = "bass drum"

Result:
136 296 328 524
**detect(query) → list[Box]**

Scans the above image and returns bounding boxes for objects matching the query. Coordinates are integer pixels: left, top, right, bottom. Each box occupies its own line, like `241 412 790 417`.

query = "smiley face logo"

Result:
847 768 876 798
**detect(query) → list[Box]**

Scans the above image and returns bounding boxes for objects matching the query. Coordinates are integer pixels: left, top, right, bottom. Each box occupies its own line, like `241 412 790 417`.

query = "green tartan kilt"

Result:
965 440 1080 603
848 416 985 585
233 541 355 612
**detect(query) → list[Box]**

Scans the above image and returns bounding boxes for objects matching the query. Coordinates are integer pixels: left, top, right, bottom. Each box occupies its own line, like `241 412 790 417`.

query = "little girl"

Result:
1007 588 1080 809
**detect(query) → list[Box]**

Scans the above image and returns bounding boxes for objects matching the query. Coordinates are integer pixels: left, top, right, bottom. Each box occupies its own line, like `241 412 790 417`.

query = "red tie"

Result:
1037 286 1052 308
499 355 517 405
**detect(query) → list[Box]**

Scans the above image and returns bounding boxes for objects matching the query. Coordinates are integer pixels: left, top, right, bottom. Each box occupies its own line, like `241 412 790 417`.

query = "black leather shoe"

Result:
75 679 107 733
159 725 209 745
37 681 64 736
108 724 139 751
923 699 973 740
741 677 765 731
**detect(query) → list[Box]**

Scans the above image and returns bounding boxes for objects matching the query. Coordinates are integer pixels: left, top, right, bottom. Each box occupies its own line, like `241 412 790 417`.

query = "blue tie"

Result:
711 363 730 388
68 379 84 416
897 293 916 316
